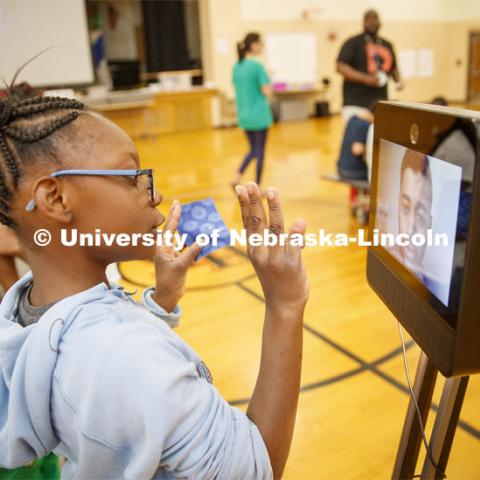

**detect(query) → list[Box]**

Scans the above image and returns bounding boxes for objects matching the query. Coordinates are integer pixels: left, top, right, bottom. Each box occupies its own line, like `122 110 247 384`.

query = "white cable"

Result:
397 322 446 479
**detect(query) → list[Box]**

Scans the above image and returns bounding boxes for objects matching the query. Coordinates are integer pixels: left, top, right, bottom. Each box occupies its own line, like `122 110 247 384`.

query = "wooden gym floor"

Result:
118 115 480 479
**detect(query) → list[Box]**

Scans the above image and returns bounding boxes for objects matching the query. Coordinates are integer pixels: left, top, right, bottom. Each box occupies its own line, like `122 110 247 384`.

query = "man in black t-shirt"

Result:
337 10 403 122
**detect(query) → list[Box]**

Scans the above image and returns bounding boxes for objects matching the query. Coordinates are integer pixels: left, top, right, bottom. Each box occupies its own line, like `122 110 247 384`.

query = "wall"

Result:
446 20 480 101
240 0 480 22
199 0 480 112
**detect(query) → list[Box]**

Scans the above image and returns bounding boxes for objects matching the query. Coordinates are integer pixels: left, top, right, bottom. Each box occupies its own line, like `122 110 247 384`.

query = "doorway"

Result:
467 31 480 101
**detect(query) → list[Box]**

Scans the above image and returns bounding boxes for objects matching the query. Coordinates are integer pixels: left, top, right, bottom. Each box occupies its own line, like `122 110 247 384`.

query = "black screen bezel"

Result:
369 102 479 330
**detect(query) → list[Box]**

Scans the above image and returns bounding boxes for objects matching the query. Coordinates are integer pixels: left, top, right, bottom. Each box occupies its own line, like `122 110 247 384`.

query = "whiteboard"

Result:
265 33 317 84
0 0 94 88
398 49 416 79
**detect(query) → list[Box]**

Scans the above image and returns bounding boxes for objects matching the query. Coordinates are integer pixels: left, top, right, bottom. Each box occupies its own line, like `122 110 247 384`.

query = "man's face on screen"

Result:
398 167 433 269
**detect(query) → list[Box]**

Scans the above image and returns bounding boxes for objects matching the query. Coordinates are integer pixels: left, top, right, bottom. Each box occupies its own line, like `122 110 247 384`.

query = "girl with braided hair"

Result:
0 90 308 479
0 92 52 297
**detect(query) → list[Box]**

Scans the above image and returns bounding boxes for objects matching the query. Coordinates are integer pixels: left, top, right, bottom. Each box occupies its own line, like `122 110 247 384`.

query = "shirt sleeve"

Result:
141 287 182 328
91 322 273 479
257 62 270 87
337 38 356 66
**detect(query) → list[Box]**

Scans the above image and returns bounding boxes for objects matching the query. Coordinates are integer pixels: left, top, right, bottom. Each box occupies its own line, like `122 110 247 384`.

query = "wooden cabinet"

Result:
94 88 218 138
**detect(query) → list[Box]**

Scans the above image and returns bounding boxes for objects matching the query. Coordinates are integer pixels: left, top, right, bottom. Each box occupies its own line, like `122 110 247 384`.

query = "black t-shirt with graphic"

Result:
337 33 397 108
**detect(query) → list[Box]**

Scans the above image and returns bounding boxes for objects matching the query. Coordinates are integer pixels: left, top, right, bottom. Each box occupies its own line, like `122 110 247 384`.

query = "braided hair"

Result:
0 96 85 227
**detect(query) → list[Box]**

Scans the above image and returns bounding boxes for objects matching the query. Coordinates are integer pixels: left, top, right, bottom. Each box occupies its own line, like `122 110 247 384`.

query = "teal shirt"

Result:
232 58 273 131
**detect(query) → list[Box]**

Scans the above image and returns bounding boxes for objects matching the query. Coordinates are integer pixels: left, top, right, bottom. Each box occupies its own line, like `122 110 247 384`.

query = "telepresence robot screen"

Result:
369 103 480 374
375 138 474 313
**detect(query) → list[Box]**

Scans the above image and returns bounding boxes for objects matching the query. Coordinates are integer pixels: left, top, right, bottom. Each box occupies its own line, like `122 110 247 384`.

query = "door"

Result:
467 31 480 101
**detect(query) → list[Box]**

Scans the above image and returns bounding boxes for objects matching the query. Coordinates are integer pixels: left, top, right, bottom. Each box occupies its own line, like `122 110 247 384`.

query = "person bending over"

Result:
337 103 375 181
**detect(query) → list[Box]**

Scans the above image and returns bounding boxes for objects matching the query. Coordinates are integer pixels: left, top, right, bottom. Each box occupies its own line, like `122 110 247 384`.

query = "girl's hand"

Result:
152 200 201 312
234 182 309 313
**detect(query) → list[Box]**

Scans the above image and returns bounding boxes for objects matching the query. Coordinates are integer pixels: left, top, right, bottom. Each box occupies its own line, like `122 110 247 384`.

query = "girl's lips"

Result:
154 212 166 229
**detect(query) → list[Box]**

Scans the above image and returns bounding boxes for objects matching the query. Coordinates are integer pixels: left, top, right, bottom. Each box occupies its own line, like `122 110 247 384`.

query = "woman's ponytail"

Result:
237 32 261 62
237 41 247 62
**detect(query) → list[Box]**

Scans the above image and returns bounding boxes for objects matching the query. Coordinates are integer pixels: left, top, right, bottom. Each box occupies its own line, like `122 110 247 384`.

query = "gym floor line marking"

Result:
236 282 480 441
118 263 257 292
228 367 367 406
235 282 416 370
118 252 480 440
371 367 480 440
227 245 249 258
204 253 227 267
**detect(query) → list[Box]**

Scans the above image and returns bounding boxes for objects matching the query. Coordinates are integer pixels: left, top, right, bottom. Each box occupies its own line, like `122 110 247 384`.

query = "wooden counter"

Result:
273 88 325 122
149 88 218 135
86 88 218 138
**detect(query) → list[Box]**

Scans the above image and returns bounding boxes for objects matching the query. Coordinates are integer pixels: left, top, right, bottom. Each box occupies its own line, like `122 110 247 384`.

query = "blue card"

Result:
177 198 231 259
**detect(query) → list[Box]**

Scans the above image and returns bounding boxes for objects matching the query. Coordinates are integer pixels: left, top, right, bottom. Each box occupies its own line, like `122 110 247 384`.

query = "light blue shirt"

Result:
0 272 272 479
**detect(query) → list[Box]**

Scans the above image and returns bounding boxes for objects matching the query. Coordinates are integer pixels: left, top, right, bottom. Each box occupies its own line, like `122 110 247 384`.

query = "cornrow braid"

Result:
0 180 12 227
0 212 13 227
0 95 85 227
11 97 84 120
0 198 10 212
3 111 79 143
0 167 11 201
0 134 19 187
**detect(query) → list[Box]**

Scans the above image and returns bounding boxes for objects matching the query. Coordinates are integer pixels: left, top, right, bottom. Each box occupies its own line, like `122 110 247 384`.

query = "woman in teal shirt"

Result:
231 32 273 187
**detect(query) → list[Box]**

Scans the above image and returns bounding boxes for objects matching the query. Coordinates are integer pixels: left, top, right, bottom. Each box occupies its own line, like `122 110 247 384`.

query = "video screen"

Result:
375 139 462 306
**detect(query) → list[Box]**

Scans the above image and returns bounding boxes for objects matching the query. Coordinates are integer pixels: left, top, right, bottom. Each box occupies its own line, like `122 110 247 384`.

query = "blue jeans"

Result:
238 129 268 184
338 166 368 181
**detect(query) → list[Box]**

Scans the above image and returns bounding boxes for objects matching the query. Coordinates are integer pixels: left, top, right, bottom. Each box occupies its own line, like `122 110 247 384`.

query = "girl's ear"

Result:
31 177 73 224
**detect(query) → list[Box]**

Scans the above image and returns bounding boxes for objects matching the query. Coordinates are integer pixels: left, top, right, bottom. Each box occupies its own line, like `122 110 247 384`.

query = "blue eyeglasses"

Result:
25 169 155 212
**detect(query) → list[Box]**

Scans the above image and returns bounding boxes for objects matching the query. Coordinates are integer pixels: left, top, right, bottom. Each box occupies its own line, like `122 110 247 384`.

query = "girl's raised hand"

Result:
152 200 201 312
234 182 309 312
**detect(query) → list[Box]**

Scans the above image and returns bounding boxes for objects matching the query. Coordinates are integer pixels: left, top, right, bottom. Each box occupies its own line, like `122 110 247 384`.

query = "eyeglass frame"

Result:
25 169 155 212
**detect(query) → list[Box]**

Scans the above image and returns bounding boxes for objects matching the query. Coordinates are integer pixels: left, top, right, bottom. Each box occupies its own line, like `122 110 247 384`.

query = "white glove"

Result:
376 71 388 88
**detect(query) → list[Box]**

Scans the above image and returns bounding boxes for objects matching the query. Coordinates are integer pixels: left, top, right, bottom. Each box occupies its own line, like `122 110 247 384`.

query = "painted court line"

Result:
236 282 480 440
